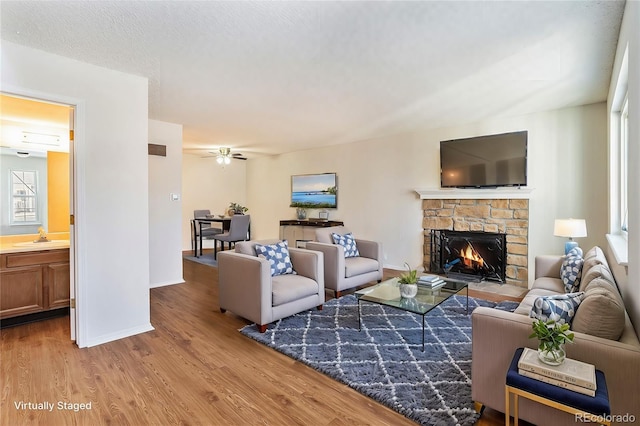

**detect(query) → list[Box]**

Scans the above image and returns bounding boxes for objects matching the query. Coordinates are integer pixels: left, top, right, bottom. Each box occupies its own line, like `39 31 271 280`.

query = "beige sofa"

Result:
472 246 640 425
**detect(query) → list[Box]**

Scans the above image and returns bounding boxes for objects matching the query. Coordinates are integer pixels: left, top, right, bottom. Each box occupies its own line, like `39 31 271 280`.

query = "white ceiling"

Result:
0 1 625 157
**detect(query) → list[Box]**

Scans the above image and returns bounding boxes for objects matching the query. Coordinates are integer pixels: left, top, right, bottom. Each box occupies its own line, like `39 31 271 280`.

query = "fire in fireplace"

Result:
430 230 507 283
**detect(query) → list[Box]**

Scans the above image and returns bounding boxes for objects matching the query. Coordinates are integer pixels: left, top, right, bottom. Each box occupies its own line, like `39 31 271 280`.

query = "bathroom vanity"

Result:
0 243 70 322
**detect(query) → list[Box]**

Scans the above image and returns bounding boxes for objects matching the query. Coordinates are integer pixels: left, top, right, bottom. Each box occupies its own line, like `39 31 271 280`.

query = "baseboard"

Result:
83 323 155 348
150 279 185 288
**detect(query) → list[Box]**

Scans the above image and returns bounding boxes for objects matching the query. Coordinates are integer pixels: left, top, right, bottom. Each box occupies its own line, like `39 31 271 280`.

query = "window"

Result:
11 170 39 224
607 46 628 267
620 95 628 234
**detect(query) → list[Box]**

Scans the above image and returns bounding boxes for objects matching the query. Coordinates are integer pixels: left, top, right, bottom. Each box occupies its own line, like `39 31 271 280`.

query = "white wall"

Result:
149 120 184 287
181 154 247 250
247 103 608 283
607 0 639 334
1 42 153 347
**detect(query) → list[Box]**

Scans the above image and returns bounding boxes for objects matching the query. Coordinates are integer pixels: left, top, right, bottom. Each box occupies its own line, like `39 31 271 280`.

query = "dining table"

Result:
192 216 251 257
192 217 229 257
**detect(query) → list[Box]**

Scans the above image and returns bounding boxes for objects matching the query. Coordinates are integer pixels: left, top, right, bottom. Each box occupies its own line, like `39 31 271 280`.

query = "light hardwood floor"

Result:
1 257 519 425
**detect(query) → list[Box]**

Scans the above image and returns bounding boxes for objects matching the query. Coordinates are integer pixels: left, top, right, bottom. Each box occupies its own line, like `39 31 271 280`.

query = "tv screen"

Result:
440 131 527 188
290 173 337 208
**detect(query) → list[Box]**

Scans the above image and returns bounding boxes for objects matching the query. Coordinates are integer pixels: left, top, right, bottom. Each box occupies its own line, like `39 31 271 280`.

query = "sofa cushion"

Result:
529 292 584 325
255 240 296 276
531 277 565 293
332 232 360 258
582 246 607 275
271 274 319 306
579 263 615 293
344 256 379 278
571 277 626 340
514 288 561 316
560 246 583 292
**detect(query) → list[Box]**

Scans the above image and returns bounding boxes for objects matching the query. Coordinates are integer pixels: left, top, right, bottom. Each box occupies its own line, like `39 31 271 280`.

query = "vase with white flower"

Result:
529 318 574 365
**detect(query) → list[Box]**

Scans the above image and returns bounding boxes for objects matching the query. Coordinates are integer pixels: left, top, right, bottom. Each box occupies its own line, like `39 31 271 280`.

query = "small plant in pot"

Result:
398 263 419 298
529 318 574 366
228 202 248 216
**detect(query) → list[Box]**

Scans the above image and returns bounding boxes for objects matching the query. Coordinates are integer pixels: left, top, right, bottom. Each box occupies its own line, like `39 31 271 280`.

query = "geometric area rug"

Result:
240 294 519 426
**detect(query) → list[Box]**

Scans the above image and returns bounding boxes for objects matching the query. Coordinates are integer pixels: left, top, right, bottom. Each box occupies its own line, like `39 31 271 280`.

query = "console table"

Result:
279 220 344 245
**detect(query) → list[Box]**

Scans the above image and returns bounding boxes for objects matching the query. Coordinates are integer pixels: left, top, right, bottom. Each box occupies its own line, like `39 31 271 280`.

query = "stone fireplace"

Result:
418 190 531 288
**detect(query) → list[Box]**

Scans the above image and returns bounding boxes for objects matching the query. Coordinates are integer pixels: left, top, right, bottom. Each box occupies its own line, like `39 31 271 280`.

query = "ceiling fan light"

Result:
216 156 224 164
224 156 231 165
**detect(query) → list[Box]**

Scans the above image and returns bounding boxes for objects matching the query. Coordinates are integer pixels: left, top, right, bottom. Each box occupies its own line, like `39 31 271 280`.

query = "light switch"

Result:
170 193 180 201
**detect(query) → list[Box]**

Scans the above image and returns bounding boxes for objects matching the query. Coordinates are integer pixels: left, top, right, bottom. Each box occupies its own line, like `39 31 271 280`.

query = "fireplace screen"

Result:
430 230 506 283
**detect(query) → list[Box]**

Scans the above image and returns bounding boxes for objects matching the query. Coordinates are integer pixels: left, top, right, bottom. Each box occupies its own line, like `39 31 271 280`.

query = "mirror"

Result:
0 94 70 237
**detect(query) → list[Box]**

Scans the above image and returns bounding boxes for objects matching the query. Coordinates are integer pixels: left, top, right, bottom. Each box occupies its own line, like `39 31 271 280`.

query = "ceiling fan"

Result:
207 147 247 164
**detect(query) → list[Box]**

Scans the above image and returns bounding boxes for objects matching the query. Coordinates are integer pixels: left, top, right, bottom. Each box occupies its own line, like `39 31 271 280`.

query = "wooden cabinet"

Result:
47 262 71 310
0 249 70 319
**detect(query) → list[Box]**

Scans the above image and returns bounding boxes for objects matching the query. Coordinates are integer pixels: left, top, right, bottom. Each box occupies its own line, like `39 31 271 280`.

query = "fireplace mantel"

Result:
415 187 534 200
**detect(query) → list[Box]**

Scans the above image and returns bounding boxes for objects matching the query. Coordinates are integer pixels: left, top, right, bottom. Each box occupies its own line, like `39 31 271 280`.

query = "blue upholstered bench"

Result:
505 347 611 426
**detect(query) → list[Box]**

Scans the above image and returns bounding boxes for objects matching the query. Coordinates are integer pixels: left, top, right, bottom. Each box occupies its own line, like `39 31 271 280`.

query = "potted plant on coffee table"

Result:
398 263 419 298
529 319 574 366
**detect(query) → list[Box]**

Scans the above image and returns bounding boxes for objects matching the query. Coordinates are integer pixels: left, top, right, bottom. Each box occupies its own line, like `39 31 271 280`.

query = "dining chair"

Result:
193 209 223 256
213 215 251 259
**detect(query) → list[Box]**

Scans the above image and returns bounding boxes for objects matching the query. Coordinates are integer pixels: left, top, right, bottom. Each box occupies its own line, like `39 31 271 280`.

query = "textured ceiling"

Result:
0 1 625 157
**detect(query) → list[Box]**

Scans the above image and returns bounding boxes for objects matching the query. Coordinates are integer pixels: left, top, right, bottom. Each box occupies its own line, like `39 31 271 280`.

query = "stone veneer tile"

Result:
423 199 443 209
491 209 514 219
454 205 491 218
509 199 529 209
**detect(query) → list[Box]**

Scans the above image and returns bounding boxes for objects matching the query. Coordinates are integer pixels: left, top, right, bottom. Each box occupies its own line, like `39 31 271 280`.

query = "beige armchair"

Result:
306 226 383 298
218 239 325 332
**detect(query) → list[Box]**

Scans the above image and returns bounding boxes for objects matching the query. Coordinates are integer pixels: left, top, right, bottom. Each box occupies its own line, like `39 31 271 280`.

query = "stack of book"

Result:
418 274 445 289
517 347 597 396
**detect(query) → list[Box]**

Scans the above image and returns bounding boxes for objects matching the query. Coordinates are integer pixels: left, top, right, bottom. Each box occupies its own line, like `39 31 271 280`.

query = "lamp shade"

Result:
554 219 587 238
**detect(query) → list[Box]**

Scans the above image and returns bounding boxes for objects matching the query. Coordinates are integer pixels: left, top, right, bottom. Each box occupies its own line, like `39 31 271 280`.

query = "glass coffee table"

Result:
355 277 469 351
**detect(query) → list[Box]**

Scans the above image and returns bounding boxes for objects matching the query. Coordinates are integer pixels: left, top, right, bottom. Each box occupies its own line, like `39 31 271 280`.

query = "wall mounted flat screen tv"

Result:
440 131 527 188
290 173 337 208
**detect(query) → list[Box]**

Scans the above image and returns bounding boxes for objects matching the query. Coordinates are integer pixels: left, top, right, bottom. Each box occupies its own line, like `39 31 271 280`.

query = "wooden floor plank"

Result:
1 258 520 425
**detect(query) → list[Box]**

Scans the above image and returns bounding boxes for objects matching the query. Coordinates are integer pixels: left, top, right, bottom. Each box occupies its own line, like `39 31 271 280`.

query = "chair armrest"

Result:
305 241 345 290
289 248 324 285
355 239 382 261
217 251 272 323
535 255 563 279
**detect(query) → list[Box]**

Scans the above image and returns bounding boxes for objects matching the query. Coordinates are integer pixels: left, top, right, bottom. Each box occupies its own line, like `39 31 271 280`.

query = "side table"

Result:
505 348 611 426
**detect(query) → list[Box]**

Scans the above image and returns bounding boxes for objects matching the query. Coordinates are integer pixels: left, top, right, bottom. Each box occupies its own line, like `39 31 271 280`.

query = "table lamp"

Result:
554 218 587 254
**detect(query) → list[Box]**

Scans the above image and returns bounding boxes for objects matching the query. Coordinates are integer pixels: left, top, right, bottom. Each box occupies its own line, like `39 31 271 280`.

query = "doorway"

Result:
0 93 77 341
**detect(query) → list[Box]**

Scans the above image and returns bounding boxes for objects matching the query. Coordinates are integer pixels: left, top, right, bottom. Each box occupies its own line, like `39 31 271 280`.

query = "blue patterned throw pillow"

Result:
561 247 584 293
255 240 296 276
331 232 360 258
530 292 584 325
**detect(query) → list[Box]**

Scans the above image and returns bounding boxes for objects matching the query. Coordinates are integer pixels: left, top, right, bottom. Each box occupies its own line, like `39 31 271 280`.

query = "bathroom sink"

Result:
14 240 70 248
